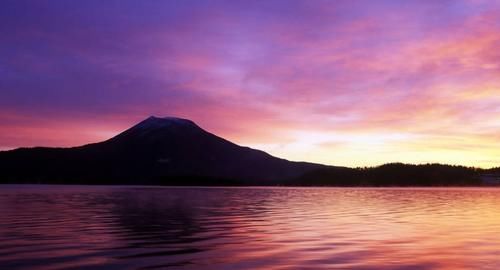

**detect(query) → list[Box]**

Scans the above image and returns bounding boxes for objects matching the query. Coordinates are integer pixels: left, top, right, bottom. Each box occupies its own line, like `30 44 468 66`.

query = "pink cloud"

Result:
1 0 499 167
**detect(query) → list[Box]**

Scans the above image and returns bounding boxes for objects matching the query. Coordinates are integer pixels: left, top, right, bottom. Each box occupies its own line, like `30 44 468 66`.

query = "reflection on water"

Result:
1 186 500 269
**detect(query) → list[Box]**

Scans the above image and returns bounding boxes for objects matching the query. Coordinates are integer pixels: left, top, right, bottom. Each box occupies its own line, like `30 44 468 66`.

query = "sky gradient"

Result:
1 0 499 168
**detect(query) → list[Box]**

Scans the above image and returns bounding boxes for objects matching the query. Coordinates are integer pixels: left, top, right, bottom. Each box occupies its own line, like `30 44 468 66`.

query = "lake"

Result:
1 186 500 269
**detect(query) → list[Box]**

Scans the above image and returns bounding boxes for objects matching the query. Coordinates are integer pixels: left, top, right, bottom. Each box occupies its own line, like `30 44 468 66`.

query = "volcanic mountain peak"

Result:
0 116 326 184
110 116 205 142
134 116 198 130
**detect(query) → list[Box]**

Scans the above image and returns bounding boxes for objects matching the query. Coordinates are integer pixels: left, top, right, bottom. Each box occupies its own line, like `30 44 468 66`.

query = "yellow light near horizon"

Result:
246 130 500 168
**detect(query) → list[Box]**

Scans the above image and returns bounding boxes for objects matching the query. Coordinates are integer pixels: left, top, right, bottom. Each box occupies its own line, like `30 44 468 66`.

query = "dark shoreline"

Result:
1 162 498 186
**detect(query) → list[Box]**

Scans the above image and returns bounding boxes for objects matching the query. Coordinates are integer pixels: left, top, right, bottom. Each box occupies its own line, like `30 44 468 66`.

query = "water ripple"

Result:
2 186 500 269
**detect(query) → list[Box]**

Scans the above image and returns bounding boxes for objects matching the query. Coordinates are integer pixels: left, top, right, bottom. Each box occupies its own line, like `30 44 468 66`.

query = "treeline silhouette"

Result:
487 167 500 174
0 157 490 186
293 163 483 186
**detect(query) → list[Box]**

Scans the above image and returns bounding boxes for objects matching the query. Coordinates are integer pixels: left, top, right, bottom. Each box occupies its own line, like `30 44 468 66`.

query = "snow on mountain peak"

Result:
134 116 198 130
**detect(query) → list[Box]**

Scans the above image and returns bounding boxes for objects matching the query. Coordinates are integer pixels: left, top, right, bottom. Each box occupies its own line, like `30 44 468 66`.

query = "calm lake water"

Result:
1 186 500 269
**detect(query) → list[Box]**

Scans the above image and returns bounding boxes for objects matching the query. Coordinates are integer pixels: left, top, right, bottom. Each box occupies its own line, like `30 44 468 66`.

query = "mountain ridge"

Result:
0 116 327 185
0 116 494 186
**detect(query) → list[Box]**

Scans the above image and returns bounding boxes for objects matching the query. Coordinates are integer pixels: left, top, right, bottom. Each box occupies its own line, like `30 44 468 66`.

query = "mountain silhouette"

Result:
0 116 326 185
0 116 492 186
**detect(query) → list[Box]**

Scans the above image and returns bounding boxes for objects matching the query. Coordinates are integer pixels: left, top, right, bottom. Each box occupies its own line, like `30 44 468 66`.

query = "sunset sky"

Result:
1 0 499 168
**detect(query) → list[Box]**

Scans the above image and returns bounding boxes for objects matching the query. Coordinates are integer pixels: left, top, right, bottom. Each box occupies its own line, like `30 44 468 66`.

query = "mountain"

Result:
0 116 326 185
0 116 491 186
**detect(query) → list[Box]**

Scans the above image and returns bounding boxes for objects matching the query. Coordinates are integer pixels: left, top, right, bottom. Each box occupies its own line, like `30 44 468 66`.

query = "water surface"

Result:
1 186 500 269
